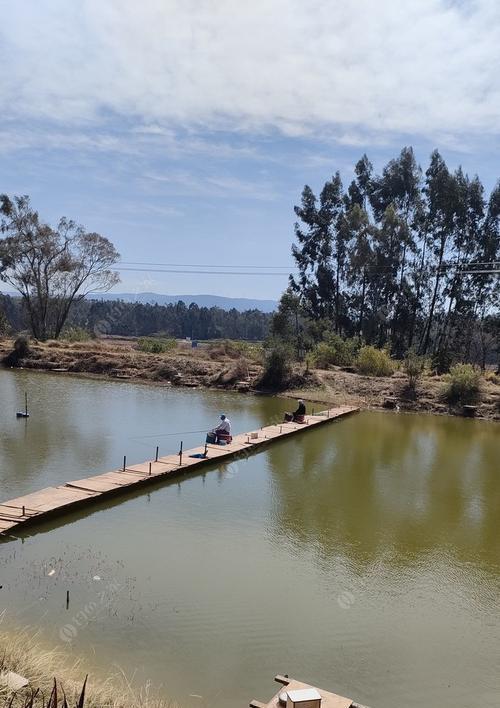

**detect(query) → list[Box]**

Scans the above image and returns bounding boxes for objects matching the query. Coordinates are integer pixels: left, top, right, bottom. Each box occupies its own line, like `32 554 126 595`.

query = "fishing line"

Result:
129 429 208 441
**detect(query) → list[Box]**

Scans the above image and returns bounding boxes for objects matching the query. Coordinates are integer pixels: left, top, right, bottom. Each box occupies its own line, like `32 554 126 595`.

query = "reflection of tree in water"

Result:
0 371 108 495
266 412 500 573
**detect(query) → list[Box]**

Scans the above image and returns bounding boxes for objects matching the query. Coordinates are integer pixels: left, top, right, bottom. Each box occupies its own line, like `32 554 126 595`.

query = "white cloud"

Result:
0 0 499 143
143 169 276 200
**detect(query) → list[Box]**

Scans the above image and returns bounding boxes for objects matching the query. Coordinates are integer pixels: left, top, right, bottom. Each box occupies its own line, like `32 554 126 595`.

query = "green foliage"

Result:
258 340 293 390
0 305 10 336
403 349 425 389
288 148 500 364
311 333 361 368
444 364 481 404
137 337 177 354
356 345 394 377
61 326 91 342
431 348 453 374
1 194 120 340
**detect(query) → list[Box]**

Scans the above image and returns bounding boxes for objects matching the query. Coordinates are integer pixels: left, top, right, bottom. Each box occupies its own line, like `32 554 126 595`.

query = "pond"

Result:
0 369 499 708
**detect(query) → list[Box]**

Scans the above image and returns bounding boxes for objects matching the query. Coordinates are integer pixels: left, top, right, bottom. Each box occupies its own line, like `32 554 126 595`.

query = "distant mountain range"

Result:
87 292 278 313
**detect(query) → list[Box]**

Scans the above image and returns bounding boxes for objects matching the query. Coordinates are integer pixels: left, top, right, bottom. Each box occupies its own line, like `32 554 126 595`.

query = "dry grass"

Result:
0 620 176 708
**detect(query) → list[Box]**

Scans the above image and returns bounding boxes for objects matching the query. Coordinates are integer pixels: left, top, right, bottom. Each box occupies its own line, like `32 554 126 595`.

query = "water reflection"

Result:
0 370 109 497
267 411 500 571
0 368 290 500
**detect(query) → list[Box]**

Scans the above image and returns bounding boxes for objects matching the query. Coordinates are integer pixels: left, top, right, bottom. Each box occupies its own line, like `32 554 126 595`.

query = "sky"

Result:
1 0 500 300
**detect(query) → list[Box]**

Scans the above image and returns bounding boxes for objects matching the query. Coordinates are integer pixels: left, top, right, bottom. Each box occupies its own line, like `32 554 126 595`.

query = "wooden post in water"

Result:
66 590 70 609
179 441 183 466
123 456 126 472
155 446 159 462
204 443 208 457
149 462 152 476
22 505 25 517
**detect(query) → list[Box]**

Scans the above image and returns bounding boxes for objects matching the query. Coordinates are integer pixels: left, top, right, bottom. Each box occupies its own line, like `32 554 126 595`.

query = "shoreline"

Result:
1 337 498 422
0 621 171 707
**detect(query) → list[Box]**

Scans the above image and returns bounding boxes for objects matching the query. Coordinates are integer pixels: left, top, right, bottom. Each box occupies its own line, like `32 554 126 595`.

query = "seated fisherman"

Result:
209 414 232 444
284 399 306 423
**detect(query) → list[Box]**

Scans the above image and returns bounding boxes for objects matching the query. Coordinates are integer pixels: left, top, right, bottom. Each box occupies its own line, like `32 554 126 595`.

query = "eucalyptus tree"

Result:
368 148 424 348
291 174 349 332
345 204 373 337
438 171 485 353
420 151 458 354
0 195 120 340
285 148 498 362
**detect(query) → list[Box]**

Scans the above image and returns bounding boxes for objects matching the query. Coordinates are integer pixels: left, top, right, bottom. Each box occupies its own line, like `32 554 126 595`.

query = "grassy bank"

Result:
0 337 498 421
0 621 174 707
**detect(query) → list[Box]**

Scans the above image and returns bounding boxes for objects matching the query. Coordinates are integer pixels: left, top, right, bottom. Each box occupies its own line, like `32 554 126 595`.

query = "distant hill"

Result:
87 292 277 313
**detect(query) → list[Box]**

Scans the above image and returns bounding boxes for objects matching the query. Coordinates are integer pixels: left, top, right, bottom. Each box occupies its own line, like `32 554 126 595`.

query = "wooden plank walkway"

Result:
0 406 358 539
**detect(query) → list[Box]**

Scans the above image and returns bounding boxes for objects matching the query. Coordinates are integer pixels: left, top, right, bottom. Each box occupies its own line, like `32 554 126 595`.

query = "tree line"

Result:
0 292 271 341
274 147 499 366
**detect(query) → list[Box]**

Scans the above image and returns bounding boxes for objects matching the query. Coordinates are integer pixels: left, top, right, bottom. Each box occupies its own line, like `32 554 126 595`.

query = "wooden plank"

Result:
252 677 353 708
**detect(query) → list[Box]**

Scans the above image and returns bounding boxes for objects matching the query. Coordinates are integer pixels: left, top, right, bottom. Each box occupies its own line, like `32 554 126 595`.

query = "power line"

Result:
114 260 500 278
119 261 291 270
118 267 293 276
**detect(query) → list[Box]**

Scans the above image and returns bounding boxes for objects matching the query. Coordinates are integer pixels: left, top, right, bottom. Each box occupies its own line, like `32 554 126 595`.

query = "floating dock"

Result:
250 674 369 708
0 406 358 539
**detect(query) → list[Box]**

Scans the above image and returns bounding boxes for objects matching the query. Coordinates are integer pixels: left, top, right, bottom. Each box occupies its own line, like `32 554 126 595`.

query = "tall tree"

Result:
420 152 457 354
291 174 349 332
0 195 120 340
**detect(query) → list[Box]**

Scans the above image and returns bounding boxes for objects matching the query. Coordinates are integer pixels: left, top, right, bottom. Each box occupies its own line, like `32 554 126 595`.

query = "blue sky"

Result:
1 0 499 300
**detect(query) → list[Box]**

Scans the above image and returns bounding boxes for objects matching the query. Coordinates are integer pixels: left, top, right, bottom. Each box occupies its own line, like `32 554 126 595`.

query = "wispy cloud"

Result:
143 170 276 201
0 0 499 146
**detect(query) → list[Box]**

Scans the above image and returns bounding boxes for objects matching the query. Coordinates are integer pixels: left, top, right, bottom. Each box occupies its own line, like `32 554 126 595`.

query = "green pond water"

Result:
0 369 499 708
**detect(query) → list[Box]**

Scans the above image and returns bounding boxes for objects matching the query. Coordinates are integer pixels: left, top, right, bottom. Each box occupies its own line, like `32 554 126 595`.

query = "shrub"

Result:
216 357 250 385
1 335 31 367
61 326 91 342
403 349 425 390
0 307 10 336
311 334 360 368
431 348 452 374
137 337 177 354
206 339 263 362
311 341 335 369
443 363 481 404
356 345 394 377
14 335 30 357
258 341 293 390
484 369 499 385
